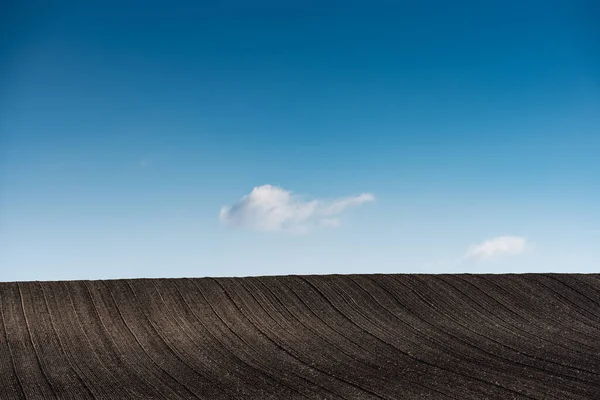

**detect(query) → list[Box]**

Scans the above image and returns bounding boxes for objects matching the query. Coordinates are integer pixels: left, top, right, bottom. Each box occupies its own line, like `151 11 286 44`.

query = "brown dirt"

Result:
1 273 599 399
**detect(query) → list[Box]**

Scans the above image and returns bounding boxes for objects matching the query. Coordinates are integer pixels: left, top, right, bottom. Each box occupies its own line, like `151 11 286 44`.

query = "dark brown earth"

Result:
1 273 600 399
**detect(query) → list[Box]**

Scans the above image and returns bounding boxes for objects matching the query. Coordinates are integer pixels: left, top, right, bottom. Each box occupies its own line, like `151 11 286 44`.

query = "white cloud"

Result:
465 235 528 261
219 184 375 234
320 193 376 215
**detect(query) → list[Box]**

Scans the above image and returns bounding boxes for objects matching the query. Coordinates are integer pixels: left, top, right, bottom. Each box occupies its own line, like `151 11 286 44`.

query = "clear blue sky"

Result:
1 1 599 281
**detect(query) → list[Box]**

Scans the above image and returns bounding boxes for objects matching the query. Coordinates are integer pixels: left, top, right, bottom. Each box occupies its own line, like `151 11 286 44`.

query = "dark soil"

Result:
1 273 599 399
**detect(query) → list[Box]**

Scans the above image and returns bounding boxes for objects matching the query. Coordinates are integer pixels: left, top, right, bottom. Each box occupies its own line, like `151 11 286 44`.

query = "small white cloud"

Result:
465 235 528 261
320 193 376 215
219 184 375 234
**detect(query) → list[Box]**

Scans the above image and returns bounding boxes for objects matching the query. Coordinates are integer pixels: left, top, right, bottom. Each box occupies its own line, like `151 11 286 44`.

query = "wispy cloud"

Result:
219 184 375 234
425 235 531 271
465 235 528 261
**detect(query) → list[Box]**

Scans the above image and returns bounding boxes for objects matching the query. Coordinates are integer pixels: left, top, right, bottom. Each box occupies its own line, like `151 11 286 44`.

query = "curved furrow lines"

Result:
514 275 600 332
211 278 356 399
287 275 460 400
122 279 237 399
419 276 600 397
446 275 600 375
65 282 160 399
76 281 179 399
528 275 600 329
431 275 600 376
170 278 291 398
567 275 600 314
298 275 482 399
157 279 300 400
106 279 217 399
163 278 321 399
371 275 566 397
0 286 28 399
466 275 600 355
368 274 596 399
496 276 600 342
309 275 546 400
368 274 598 378
349 274 524 393
1 274 599 399
455 275 600 360
30 282 102 399
156 277 311 399
188 278 319 399
85 281 192 399
2 283 57 399
351 274 600 394
301 275 500 398
234 277 375 399
248 276 395 399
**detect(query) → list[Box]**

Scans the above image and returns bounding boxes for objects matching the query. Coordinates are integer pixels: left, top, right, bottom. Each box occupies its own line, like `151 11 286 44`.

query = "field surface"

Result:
1 273 600 399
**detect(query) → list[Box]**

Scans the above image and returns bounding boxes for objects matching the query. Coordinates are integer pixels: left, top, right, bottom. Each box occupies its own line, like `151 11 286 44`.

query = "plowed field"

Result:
1 274 599 399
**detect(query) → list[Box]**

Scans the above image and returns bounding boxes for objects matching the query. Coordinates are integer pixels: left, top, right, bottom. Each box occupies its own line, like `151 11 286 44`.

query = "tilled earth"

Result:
1 273 599 399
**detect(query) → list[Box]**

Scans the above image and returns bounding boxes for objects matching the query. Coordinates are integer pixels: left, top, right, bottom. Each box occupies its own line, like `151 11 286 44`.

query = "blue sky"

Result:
1 1 599 281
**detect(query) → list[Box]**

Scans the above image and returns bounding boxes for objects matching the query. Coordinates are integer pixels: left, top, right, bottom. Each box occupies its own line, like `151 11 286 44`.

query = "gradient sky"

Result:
1 1 599 282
